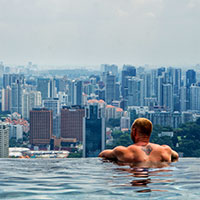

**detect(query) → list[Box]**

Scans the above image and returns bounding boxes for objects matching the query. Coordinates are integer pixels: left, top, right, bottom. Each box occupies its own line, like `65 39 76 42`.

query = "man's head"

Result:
131 118 153 142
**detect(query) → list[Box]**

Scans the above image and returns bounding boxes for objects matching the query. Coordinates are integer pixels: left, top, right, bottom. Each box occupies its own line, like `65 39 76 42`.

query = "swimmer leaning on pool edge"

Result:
99 118 179 164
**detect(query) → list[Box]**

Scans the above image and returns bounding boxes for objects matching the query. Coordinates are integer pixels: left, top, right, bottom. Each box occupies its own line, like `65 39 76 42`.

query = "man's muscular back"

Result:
99 118 179 165
99 143 178 164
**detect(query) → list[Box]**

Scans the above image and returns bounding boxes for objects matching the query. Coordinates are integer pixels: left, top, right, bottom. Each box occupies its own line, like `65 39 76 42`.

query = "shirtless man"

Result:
99 118 178 165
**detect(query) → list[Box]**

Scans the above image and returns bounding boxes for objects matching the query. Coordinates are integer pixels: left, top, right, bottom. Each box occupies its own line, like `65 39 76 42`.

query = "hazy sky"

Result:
0 0 200 67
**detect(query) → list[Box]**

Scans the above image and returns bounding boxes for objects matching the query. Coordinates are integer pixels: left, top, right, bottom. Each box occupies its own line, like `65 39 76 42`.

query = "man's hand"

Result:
99 146 135 162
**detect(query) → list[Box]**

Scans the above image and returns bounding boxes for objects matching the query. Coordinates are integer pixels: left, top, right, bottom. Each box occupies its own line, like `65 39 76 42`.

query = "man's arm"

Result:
99 146 134 162
162 145 179 162
98 149 116 160
171 150 179 162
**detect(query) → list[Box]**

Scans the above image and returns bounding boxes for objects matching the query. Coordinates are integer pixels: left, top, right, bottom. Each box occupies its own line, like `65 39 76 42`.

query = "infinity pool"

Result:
0 158 200 199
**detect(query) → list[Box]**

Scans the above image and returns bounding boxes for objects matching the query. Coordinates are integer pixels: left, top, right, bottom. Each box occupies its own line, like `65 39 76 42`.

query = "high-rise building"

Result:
0 122 9 158
105 72 116 104
61 105 85 141
120 116 130 130
9 124 23 141
163 84 173 111
186 69 196 88
102 64 118 77
43 98 61 138
50 78 57 99
37 78 50 100
151 69 158 97
1 86 11 112
30 108 53 146
128 77 143 106
22 91 42 119
75 80 83 106
186 70 196 110
83 102 105 157
144 73 152 98
3 74 25 89
115 82 120 101
11 81 23 114
43 98 60 117
68 80 83 106
157 67 165 76
190 84 200 111
121 65 136 100
157 76 165 107
55 78 66 92
180 87 187 112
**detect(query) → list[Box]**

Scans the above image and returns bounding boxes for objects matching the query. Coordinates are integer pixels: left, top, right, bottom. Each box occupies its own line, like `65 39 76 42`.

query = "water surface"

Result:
0 158 199 199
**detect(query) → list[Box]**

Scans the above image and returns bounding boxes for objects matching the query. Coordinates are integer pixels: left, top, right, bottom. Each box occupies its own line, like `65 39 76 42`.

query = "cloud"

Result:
0 0 199 67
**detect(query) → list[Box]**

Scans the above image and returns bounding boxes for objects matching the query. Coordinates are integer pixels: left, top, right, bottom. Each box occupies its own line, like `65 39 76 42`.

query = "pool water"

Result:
0 158 200 199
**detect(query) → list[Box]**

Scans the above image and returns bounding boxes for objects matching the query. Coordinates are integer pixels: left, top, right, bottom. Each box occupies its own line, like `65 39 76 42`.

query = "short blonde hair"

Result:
131 118 152 136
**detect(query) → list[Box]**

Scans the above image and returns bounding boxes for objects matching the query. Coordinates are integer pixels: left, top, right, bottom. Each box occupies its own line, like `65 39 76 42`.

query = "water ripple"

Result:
0 158 200 199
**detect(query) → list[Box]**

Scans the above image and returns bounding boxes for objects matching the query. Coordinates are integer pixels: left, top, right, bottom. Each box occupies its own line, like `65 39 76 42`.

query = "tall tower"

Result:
190 84 200 111
105 72 116 104
75 80 83 106
30 108 53 146
163 84 173 111
83 102 105 157
43 98 61 138
11 80 23 114
2 86 11 112
186 69 196 88
102 64 118 77
68 80 83 106
0 122 9 158
61 105 85 141
37 78 50 100
128 77 143 106
3 74 25 89
186 69 196 110
121 65 136 100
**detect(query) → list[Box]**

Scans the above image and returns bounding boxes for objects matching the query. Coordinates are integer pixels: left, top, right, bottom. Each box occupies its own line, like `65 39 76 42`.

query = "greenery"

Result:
106 118 200 157
68 150 83 158
106 118 120 128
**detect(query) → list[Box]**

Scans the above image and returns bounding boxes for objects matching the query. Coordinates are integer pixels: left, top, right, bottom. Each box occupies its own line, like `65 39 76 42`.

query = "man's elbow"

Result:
171 150 179 162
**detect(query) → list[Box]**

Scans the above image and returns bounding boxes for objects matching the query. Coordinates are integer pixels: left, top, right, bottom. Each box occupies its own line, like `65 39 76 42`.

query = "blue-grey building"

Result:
83 102 105 157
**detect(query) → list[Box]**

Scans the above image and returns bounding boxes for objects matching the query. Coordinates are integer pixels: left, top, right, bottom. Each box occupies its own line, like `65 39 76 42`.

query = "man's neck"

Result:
134 138 150 146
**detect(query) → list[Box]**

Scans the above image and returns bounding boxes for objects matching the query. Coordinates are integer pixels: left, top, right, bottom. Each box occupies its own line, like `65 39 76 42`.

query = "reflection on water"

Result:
115 166 174 193
0 158 200 199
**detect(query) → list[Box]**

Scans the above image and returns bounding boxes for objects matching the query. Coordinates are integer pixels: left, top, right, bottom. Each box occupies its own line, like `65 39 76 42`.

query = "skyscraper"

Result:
102 64 118 77
105 72 116 104
186 69 196 110
3 74 25 89
0 122 9 158
163 84 173 111
37 78 50 100
1 86 11 112
11 80 23 114
128 77 143 106
61 105 85 142
190 84 200 111
83 102 105 157
75 80 83 106
186 69 196 88
30 108 53 146
121 65 136 99
43 98 61 138
68 80 83 106
22 90 42 119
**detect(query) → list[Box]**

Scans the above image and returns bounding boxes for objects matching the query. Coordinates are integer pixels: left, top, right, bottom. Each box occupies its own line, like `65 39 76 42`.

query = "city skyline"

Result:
0 0 200 67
